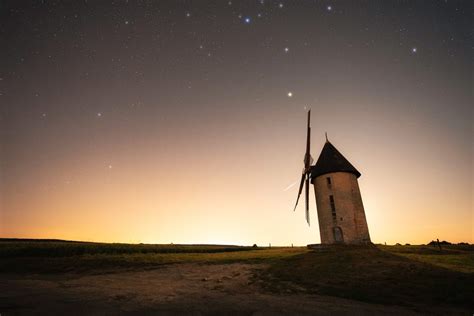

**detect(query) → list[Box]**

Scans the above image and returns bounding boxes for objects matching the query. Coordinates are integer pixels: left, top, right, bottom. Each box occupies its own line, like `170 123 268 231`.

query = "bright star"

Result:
287 92 293 97
284 47 289 53
186 12 191 17
279 3 283 8
412 47 417 53
97 112 102 117
125 20 129 25
244 17 251 24
327 6 332 11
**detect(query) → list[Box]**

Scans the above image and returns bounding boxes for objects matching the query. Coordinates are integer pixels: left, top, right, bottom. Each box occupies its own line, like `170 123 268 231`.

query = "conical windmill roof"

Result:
311 141 361 179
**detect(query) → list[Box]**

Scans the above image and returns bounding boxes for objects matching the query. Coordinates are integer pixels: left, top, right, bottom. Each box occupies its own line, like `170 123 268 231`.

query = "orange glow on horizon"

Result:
2 105 472 245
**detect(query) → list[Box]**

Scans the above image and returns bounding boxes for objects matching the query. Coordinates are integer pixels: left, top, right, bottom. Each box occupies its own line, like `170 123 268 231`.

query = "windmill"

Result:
293 110 313 225
292 110 372 244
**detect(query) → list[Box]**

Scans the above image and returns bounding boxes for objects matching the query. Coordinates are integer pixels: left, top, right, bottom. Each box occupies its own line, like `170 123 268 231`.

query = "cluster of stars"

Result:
232 1 332 25
10 0 438 123
107 0 311 117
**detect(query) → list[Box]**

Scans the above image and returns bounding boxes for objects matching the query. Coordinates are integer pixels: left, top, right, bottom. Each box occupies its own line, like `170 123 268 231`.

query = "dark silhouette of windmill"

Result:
293 110 313 225
293 110 371 245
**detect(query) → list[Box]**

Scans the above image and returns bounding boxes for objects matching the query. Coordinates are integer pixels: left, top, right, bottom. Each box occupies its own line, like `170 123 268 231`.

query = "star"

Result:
97 112 102 117
284 47 289 53
108 165 113 169
412 47 417 53
287 92 293 97
124 20 129 25
185 12 191 17
244 17 251 24
42 113 47 117
327 5 332 11
279 3 284 8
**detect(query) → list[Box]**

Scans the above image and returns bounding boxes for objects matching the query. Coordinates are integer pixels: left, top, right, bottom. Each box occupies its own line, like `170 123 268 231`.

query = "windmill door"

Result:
333 227 344 243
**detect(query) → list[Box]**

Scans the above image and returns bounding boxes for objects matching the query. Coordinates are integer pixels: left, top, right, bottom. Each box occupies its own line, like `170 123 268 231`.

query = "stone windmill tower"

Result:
293 110 371 245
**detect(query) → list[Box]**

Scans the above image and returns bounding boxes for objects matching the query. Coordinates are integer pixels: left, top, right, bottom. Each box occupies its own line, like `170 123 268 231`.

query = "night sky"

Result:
1 1 472 245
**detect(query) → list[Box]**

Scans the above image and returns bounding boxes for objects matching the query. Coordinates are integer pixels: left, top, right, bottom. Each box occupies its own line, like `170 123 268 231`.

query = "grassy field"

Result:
263 244 474 311
0 239 301 273
0 238 259 257
1 239 473 312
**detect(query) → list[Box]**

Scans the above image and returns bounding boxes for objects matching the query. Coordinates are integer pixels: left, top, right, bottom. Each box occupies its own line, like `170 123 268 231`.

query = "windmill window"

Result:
329 195 336 211
329 195 336 221
326 177 332 187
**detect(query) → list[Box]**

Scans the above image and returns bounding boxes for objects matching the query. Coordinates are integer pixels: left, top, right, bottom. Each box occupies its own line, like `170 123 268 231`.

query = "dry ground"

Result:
1 262 424 315
1 241 472 315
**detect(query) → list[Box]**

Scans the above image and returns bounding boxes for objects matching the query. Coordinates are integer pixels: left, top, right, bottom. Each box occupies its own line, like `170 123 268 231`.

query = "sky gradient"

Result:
1 0 472 245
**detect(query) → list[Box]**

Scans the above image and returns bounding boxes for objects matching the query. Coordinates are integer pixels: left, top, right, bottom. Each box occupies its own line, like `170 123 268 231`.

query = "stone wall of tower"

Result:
312 172 371 244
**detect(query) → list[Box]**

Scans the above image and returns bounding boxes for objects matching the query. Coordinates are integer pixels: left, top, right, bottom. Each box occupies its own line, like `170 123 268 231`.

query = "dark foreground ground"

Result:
0 240 473 315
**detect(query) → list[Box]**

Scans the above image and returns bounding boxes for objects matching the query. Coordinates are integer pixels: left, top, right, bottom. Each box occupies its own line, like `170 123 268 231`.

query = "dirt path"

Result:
1 262 423 315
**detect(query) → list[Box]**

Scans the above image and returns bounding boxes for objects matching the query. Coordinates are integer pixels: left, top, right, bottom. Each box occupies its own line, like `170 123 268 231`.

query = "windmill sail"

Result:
293 109 312 226
293 173 306 212
305 173 310 225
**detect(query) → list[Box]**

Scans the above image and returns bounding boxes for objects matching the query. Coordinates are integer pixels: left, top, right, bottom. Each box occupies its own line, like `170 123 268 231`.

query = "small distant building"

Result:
310 140 371 245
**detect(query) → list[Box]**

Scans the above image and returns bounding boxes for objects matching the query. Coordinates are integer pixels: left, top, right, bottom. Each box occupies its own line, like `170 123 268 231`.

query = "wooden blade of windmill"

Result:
305 110 311 169
305 173 310 225
293 173 306 211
